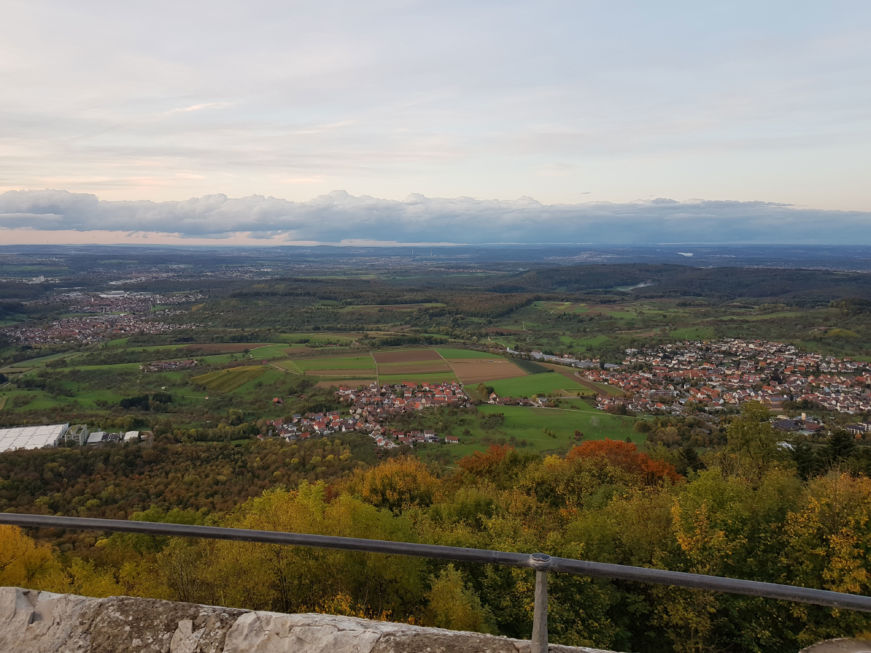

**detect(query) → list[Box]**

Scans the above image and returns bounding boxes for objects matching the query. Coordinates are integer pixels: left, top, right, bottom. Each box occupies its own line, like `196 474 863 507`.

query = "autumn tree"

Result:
424 564 495 633
348 456 439 513
566 439 681 485
0 525 66 591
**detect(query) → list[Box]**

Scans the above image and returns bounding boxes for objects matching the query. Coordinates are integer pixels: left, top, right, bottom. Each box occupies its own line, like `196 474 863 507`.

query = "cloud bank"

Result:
1 189 869 245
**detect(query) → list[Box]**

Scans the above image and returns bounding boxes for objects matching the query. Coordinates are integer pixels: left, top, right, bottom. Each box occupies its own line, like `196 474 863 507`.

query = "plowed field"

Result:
377 361 452 374
449 359 528 384
372 349 442 363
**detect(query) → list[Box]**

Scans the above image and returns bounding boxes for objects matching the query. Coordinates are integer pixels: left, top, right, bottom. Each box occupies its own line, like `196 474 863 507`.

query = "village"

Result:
264 381 470 448
2 290 200 346
583 338 871 419
3 313 184 346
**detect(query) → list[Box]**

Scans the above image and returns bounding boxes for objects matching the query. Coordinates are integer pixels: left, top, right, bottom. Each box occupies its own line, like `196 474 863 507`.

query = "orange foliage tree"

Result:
457 444 513 476
566 439 681 485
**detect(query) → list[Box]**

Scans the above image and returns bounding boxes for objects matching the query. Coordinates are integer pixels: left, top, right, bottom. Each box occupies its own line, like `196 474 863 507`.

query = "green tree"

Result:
424 564 495 633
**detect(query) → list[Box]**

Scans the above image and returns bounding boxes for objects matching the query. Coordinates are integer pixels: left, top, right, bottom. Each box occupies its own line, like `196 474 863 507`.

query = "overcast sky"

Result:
2 1 870 245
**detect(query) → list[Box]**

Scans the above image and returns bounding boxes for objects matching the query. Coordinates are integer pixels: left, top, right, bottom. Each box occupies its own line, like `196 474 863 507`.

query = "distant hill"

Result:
493 264 871 302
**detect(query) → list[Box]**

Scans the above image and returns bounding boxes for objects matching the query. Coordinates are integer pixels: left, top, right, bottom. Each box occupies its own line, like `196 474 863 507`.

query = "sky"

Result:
1 1 870 245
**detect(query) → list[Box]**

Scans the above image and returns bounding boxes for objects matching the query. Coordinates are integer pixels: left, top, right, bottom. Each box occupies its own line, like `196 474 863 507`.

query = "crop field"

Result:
294 355 376 371
512 359 551 374
229 367 286 396
487 372 585 397
377 361 452 374
378 371 458 384
284 347 540 387
435 348 502 360
448 359 527 384
373 349 442 363
191 366 267 393
313 369 380 379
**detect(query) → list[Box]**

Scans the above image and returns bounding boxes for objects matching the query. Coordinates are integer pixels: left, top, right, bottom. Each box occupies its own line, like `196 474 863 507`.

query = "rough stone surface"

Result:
0 587 615 653
800 639 871 653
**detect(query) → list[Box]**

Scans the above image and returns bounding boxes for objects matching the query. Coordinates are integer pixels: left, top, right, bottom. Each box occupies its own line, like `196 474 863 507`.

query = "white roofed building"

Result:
87 431 106 446
0 424 69 453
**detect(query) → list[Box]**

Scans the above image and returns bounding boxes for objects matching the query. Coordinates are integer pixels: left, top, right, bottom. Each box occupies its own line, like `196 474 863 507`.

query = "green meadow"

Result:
419 404 639 461
487 372 584 397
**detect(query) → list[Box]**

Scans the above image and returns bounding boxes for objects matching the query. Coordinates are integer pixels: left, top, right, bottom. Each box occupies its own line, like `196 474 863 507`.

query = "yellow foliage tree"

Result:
0 525 66 592
351 457 439 512
781 473 871 646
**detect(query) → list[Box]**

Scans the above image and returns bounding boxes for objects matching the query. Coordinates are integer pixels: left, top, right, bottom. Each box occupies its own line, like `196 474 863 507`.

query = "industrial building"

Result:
0 424 69 453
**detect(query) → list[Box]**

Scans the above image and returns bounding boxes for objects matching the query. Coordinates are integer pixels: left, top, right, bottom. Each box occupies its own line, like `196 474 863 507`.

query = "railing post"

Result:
530 553 551 653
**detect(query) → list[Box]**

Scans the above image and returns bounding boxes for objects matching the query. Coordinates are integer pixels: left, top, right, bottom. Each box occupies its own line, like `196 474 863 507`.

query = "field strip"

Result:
371 351 380 387
0 396 7 410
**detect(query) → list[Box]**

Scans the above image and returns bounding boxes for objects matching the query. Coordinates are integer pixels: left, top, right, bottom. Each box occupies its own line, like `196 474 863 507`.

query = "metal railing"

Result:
2 512 870 652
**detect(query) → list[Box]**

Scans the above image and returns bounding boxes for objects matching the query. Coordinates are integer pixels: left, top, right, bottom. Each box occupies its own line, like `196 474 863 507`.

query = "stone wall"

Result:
0 586 615 653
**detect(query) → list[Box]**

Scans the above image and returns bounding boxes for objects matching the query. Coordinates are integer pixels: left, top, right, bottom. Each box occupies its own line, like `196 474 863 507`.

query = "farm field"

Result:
377 361 452 374
191 366 267 393
267 346 536 388
378 371 457 384
308 368 377 378
448 358 527 384
294 355 376 371
434 348 502 359
373 349 443 363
